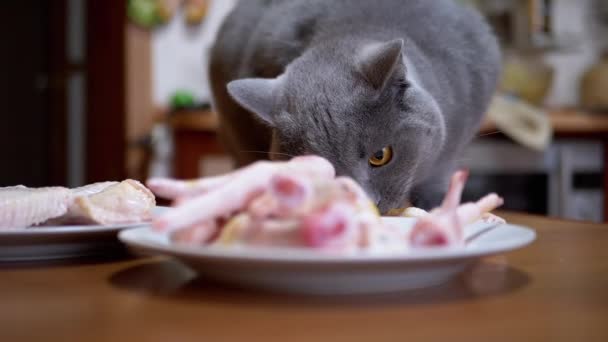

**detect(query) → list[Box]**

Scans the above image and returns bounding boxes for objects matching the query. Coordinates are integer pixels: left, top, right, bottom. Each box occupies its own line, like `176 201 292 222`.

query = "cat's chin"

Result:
380 198 414 215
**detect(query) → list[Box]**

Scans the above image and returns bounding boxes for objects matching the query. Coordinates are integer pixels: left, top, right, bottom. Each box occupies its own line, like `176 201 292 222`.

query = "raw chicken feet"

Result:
148 156 336 232
408 171 504 247
149 156 504 252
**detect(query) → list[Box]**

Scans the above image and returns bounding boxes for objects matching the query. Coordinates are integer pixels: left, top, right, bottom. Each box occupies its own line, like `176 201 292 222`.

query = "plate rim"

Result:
0 206 168 262
0 221 149 235
0 206 169 236
118 223 537 265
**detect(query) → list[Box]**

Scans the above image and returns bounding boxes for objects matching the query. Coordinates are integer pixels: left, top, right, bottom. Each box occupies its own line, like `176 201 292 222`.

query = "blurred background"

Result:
0 0 606 222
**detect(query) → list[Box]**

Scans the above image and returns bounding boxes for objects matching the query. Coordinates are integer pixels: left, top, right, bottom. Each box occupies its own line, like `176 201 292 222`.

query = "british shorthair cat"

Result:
209 0 501 212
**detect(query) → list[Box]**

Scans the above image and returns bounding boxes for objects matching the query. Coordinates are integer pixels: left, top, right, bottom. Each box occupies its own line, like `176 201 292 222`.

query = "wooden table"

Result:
1 212 607 341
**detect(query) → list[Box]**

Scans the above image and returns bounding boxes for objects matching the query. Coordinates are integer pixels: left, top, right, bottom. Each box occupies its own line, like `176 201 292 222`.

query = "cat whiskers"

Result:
475 130 502 138
453 130 503 165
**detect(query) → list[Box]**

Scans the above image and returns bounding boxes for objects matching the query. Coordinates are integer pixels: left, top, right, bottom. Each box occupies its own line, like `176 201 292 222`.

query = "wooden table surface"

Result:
1 212 607 342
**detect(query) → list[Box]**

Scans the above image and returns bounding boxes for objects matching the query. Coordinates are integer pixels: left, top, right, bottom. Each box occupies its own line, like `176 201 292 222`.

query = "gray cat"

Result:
209 0 501 213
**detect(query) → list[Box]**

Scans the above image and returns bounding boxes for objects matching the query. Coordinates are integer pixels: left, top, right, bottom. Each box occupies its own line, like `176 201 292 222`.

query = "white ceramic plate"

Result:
119 217 536 295
0 207 166 262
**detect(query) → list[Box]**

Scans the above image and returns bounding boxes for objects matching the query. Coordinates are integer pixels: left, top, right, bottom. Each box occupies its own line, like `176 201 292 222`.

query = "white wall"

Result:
152 0 237 106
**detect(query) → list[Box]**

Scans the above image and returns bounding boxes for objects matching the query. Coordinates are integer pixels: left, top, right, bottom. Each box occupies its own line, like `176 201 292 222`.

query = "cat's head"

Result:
227 39 446 213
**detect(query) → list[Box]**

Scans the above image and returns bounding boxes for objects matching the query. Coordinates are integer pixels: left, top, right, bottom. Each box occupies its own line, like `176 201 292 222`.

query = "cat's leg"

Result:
409 185 446 211
409 168 453 211
209 72 272 167
208 3 273 168
216 102 271 167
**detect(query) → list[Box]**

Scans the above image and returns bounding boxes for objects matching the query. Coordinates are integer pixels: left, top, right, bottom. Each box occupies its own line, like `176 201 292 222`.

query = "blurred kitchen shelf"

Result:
480 108 608 136
162 109 226 179
472 108 607 222
167 108 608 136
160 108 607 222
167 109 219 131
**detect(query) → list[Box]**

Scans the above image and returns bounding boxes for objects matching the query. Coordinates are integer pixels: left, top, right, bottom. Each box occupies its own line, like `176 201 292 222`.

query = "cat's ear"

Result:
356 39 404 90
227 77 283 125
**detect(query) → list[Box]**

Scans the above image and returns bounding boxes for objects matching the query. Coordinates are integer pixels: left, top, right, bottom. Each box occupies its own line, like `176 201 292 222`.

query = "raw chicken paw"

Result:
149 156 504 253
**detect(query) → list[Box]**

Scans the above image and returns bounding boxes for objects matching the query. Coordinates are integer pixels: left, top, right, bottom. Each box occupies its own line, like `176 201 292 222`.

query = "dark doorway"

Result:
0 0 127 187
0 1 53 187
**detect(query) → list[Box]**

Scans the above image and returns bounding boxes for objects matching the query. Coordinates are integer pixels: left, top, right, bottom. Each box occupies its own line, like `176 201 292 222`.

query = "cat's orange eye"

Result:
369 146 393 167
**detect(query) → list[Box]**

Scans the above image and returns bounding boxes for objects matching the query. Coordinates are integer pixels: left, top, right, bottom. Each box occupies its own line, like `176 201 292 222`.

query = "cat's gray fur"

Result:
209 0 501 212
